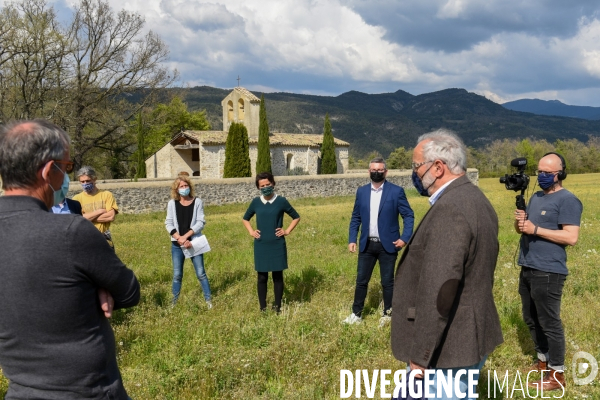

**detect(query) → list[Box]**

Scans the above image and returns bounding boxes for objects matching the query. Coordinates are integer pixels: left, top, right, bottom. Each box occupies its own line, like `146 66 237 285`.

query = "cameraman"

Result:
514 152 582 391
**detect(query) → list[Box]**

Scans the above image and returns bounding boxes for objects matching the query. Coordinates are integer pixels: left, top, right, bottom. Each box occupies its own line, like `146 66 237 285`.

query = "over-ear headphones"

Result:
542 152 567 181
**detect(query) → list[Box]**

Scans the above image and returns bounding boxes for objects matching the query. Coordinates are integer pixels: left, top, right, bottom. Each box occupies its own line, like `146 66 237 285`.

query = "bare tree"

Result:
0 0 68 122
58 0 176 169
0 4 18 69
0 0 175 171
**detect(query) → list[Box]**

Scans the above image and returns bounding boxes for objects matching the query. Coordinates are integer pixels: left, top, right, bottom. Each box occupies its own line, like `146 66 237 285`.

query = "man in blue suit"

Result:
345 157 414 326
52 198 83 215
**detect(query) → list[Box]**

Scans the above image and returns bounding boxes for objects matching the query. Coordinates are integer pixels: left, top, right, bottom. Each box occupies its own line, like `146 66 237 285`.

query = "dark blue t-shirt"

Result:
518 189 583 275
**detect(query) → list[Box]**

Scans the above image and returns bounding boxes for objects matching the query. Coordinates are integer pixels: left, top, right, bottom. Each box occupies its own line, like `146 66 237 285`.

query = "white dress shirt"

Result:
369 182 384 238
429 178 458 206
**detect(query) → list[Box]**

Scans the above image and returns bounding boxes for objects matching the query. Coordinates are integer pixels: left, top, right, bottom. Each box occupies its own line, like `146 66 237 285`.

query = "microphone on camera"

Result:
511 158 527 167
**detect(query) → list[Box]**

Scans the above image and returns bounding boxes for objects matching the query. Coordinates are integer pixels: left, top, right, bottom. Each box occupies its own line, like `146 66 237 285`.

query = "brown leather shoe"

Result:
526 359 547 373
528 370 566 391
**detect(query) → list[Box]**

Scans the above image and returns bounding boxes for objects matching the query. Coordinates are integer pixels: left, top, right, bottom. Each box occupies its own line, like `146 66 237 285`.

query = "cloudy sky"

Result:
36 0 600 105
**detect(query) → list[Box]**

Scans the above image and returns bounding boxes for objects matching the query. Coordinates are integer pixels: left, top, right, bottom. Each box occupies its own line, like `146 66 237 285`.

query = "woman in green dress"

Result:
243 172 300 312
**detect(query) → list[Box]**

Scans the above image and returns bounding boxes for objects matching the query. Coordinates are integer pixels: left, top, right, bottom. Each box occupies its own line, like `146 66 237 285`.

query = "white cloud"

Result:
160 1 244 32
475 90 507 104
583 50 600 77
436 0 468 19
5 0 600 105
574 18 600 77
111 0 426 83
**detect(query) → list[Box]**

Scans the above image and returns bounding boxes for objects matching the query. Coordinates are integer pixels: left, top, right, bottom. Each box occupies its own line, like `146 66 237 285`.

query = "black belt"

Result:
368 237 380 242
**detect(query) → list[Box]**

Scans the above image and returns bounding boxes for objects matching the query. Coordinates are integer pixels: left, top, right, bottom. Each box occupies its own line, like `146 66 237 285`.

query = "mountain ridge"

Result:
502 98 600 120
180 86 600 157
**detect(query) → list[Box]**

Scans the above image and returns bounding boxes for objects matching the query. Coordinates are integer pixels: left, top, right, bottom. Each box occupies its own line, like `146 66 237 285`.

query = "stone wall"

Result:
200 145 226 179
336 147 349 174
48 169 478 214
271 146 310 175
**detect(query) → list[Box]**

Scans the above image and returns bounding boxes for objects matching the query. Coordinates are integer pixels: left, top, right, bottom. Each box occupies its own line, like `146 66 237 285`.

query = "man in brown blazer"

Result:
391 129 503 399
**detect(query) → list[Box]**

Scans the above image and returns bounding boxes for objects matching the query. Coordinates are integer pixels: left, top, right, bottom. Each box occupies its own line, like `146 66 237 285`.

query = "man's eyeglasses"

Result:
54 160 74 173
535 170 559 177
411 160 433 172
369 169 386 173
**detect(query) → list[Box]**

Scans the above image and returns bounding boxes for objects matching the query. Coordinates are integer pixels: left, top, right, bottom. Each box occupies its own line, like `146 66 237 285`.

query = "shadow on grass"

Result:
111 306 136 326
212 269 250 295
363 286 383 316
507 302 536 360
151 288 170 308
285 265 324 302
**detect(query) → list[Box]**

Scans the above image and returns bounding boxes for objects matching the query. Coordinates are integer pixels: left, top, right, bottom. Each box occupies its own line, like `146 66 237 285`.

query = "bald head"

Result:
538 154 565 180
0 119 70 190
538 154 565 171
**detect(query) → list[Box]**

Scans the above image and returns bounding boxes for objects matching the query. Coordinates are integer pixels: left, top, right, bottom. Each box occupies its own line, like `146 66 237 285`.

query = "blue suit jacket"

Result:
65 198 82 215
349 181 415 254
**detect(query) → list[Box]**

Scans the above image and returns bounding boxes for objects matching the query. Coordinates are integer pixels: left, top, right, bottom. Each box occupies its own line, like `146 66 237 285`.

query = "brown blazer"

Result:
391 175 503 368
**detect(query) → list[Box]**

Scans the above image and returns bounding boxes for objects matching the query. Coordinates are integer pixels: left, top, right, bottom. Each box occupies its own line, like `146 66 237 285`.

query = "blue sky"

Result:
17 0 600 106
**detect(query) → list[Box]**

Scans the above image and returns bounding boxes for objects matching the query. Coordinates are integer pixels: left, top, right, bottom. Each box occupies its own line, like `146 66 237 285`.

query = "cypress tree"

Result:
224 122 251 178
135 112 146 179
256 94 272 174
224 122 238 178
239 123 251 177
320 113 337 174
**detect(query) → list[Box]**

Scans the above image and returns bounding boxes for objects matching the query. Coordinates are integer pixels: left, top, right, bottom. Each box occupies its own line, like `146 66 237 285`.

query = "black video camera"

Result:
499 157 529 210
500 157 529 192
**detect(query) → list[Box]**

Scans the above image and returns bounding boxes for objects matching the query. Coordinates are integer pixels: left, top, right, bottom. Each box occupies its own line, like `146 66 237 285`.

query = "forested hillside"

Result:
181 86 600 159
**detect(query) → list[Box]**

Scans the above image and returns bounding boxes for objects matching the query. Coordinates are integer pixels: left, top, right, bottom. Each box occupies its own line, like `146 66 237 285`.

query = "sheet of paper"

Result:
181 234 211 258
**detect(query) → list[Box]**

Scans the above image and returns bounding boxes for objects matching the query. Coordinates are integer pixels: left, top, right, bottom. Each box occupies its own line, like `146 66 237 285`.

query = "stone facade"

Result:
199 144 226 178
145 87 350 179
54 169 478 214
146 131 350 179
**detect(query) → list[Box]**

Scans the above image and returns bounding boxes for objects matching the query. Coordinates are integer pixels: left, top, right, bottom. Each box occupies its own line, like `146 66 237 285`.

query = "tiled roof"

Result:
233 87 260 102
177 131 350 147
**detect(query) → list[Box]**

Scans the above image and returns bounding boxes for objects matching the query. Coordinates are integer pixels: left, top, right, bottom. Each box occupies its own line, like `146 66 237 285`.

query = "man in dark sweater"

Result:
0 120 140 399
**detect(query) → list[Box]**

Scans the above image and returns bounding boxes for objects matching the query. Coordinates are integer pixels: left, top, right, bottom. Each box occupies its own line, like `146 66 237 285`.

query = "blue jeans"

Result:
395 356 487 400
352 240 397 317
518 266 566 370
171 243 211 303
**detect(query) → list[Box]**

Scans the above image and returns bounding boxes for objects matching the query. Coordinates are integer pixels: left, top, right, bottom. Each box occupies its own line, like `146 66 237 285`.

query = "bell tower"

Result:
221 86 261 136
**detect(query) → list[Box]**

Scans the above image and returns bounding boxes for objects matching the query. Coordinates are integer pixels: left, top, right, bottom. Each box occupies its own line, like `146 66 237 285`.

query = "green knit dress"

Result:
243 195 300 272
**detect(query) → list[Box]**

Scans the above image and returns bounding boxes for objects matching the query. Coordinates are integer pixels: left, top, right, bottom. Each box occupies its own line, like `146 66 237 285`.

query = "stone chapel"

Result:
145 87 349 179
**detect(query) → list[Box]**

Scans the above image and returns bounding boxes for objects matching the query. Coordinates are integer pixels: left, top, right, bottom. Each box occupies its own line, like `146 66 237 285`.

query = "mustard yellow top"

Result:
72 189 118 233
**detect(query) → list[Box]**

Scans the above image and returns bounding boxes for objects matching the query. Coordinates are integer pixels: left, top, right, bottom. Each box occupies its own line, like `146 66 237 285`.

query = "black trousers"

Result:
352 240 397 317
518 266 567 369
257 271 283 312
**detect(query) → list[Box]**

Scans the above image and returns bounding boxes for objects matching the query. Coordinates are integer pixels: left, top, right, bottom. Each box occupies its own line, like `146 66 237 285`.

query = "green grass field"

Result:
2 175 599 399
